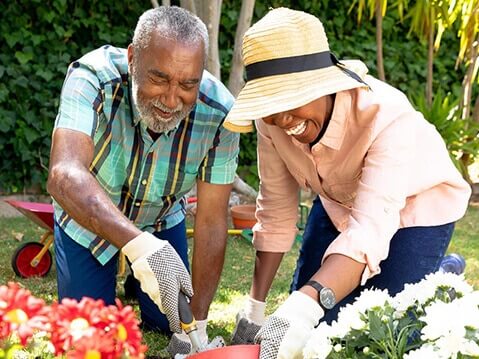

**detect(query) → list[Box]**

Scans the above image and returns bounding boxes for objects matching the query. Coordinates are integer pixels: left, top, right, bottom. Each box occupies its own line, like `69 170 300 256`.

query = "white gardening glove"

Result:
255 291 324 359
122 232 193 333
167 319 225 358
231 297 266 345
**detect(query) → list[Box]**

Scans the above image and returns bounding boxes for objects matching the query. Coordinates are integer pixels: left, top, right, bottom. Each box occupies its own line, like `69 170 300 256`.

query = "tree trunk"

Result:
227 0 255 96
426 20 435 106
459 34 479 120
195 0 222 79
180 0 196 14
375 0 385 81
161 0 170 6
473 94 479 123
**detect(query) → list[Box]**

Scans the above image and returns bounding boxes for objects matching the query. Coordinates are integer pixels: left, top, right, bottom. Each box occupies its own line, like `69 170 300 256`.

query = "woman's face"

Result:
262 95 335 144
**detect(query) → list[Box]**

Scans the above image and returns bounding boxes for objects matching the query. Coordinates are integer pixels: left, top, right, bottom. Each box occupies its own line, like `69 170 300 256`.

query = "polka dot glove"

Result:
255 291 324 359
123 232 193 333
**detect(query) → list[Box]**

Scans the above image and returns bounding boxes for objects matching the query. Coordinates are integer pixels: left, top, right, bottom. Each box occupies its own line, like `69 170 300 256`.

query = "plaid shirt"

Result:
52 45 239 265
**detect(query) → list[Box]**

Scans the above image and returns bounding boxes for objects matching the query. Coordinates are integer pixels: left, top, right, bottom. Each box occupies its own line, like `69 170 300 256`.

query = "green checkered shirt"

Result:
53 45 239 265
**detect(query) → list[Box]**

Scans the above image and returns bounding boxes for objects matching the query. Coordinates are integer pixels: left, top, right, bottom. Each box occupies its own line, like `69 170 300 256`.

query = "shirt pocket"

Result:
323 172 361 205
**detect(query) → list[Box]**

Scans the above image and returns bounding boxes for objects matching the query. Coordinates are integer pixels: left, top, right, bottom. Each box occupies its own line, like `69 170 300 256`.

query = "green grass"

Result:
1 203 478 357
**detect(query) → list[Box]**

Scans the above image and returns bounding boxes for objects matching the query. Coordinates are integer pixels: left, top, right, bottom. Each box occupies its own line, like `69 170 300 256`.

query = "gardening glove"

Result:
122 232 193 333
231 297 266 345
255 291 323 359
167 319 225 358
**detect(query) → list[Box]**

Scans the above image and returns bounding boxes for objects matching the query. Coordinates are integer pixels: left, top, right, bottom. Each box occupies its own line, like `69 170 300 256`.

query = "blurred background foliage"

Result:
0 0 476 193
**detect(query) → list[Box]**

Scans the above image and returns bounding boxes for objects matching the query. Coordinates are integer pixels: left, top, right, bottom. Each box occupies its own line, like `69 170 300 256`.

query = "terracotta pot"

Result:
188 344 260 358
230 204 256 229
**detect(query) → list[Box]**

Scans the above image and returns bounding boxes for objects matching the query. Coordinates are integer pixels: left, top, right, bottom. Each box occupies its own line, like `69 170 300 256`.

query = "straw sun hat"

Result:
223 7 370 133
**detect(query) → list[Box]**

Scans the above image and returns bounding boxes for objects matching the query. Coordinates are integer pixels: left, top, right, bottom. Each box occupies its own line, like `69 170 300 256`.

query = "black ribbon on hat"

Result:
245 51 369 89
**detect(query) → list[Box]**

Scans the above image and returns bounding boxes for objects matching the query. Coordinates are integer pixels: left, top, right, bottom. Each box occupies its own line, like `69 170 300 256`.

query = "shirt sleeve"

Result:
54 63 101 138
323 115 415 285
253 120 300 252
198 123 240 185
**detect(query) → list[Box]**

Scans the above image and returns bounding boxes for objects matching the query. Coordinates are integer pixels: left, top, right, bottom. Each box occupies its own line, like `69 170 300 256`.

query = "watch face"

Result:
319 287 336 309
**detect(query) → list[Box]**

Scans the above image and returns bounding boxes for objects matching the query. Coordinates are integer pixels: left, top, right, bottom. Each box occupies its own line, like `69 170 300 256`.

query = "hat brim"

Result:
225 60 368 129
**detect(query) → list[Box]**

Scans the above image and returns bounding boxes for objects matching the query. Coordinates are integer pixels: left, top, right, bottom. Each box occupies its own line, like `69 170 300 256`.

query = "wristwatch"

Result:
306 280 336 311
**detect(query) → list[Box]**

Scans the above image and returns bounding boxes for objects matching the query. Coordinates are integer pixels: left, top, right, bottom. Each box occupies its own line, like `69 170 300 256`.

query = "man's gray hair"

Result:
132 6 208 55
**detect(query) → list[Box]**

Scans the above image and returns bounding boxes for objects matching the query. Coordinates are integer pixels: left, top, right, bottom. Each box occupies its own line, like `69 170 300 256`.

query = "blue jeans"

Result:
290 197 455 323
54 220 188 334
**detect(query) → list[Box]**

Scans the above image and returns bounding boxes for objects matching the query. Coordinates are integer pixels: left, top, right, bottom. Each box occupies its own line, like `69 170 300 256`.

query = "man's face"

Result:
128 33 204 133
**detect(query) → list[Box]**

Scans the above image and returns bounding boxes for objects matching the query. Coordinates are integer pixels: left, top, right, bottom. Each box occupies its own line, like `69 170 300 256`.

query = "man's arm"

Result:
48 127 193 333
189 180 232 319
47 128 141 246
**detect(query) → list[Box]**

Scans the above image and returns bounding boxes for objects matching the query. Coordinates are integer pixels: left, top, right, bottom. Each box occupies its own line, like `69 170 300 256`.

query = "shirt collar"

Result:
318 90 353 150
128 77 141 127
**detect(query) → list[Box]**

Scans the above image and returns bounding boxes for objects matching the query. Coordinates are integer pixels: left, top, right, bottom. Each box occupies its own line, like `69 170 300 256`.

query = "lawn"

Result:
0 202 478 357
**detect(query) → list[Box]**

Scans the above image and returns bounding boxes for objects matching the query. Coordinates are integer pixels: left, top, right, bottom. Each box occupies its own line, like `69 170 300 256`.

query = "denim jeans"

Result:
290 197 455 323
54 219 188 334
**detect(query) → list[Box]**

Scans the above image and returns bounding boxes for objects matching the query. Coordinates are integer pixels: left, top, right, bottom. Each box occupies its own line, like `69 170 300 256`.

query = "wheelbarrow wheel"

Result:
12 242 52 278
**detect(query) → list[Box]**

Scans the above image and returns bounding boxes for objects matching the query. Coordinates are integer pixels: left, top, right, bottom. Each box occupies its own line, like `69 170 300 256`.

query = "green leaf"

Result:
368 311 387 342
0 110 16 133
4 32 22 48
21 126 39 144
14 51 34 65
36 69 54 82
0 83 8 102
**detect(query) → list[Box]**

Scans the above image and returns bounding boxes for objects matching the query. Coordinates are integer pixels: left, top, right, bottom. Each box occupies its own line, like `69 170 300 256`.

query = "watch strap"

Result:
305 280 331 311
306 280 324 293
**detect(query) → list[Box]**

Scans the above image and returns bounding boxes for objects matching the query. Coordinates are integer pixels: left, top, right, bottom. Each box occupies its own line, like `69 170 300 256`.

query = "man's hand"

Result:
123 232 193 333
255 291 323 359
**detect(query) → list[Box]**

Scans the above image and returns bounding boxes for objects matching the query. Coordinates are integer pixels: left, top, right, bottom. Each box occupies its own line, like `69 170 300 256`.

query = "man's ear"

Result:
127 44 134 68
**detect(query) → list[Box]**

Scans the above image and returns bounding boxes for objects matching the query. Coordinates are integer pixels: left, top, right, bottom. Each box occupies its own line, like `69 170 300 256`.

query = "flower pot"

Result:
188 344 260 358
230 204 256 229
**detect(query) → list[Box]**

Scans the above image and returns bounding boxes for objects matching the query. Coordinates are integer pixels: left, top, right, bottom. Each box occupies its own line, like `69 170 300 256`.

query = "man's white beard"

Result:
131 78 192 133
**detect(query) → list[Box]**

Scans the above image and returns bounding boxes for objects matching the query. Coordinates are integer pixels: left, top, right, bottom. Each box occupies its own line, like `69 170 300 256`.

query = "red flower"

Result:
48 297 109 355
103 299 146 358
65 330 115 359
0 282 49 345
48 297 146 358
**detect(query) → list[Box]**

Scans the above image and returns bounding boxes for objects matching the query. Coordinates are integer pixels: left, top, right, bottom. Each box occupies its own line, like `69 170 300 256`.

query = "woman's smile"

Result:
285 121 307 136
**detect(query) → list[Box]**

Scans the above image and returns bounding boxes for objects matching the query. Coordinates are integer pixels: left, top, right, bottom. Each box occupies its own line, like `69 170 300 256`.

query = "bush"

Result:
0 0 470 192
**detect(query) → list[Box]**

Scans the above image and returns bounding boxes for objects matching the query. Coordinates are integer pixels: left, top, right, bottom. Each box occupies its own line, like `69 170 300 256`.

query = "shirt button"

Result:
135 202 141 207
141 179 147 185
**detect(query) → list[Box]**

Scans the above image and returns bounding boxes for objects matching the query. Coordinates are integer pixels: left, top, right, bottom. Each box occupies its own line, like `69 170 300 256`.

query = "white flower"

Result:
302 322 334 359
303 272 479 359
393 272 472 315
419 293 479 357
403 344 445 359
335 288 391 334
421 300 467 340
433 335 479 358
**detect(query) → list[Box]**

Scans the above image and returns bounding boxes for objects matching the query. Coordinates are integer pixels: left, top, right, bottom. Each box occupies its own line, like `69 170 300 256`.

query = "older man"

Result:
47 6 239 356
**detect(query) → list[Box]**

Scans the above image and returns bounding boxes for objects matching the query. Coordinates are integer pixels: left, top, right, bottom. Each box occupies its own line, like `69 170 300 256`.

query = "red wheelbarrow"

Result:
5 199 55 278
5 200 131 279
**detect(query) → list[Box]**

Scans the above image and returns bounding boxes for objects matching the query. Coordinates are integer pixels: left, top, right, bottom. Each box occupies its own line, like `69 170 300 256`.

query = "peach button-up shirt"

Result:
252 76 471 284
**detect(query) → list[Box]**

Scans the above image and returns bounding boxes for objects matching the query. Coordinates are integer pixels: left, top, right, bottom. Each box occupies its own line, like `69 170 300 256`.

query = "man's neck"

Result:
147 128 161 141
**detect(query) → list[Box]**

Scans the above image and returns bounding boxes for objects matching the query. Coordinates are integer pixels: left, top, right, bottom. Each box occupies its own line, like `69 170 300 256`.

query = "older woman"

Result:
223 7 471 359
